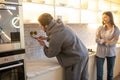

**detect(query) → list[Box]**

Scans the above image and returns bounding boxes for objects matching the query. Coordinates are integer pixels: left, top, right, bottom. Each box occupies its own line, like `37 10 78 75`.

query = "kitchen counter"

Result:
26 46 120 80
25 54 96 80
26 57 64 80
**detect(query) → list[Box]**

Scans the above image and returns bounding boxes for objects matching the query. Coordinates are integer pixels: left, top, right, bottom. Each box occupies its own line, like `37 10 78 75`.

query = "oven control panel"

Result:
0 54 24 64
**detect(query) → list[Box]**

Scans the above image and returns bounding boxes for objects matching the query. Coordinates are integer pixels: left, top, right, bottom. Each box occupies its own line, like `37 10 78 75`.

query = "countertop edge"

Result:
26 65 61 79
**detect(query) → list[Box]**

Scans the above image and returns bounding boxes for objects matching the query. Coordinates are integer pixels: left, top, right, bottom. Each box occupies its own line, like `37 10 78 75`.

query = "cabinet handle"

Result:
0 63 23 70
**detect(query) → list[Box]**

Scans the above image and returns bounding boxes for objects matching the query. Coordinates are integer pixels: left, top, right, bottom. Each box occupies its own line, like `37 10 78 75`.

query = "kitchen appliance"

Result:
0 0 25 54
0 0 22 5
0 0 26 80
0 54 25 80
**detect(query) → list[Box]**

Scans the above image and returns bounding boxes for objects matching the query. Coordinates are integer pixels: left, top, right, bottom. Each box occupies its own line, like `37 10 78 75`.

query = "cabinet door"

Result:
111 3 120 24
98 0 111 11
55 0 80 23
23 1 54 23
81 0 99 23
81 10 98 23
114 48 120 77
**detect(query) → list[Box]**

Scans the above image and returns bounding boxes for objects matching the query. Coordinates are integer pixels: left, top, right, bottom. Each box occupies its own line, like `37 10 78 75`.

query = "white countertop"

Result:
25 54 96 79
26 57 61 79
25 46 120 79
26 54 96 79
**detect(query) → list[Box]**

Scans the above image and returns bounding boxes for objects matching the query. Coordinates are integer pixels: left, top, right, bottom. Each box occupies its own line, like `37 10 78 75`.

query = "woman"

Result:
96 11 120 80
36 13 89 80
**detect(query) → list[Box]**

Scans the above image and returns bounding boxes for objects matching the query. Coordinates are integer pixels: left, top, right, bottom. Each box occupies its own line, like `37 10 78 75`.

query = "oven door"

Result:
0 60 25 80
0 3 25 53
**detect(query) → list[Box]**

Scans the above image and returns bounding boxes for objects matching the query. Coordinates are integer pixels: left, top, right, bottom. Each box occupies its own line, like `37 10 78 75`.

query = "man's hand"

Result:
36 36 47 40
36 36 47 46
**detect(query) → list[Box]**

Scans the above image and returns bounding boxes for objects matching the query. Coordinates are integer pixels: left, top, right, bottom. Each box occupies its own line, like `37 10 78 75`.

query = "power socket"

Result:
30 31 37 36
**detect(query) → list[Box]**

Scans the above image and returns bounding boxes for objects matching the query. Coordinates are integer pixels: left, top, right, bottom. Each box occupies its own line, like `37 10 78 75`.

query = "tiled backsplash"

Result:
24 23 97 60
24 24 47 60
67 24 97 47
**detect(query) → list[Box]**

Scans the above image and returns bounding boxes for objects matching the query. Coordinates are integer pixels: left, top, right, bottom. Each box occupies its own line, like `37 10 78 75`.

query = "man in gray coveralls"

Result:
36 13 89 80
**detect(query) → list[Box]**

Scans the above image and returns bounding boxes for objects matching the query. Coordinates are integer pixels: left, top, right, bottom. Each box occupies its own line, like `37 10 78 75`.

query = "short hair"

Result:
102 11 115 25
38 13 53 27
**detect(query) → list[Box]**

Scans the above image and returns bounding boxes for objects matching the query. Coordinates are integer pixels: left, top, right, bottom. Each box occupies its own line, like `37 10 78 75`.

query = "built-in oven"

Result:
0 54 25 80
0 0 25 80
0 0 22 5
0 0 25 53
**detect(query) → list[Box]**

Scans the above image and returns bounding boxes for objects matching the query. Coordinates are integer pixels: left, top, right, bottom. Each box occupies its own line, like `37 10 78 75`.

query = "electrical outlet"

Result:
30 31 37 39
30 31 37 36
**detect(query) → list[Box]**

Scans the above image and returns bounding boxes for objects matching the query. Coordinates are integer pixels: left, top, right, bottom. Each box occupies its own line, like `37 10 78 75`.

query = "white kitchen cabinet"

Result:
88 55 96 80
22 2 54 23
22 0 120 24
22 0 80 23
26 58 64 80
27 67 63 80
114 47 120 77
55 0 80 23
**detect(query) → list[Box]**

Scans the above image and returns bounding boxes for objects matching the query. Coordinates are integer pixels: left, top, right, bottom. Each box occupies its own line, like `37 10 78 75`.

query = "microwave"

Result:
0 0 25 56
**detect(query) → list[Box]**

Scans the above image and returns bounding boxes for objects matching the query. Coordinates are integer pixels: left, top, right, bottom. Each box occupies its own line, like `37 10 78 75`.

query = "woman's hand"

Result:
105 36 118 43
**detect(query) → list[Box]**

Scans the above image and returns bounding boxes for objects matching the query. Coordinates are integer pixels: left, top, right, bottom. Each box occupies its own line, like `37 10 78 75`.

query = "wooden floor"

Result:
114 75 120 80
